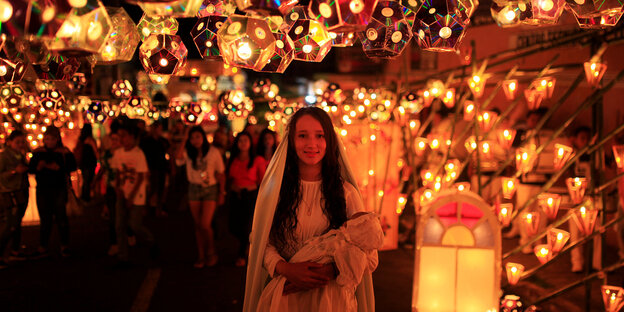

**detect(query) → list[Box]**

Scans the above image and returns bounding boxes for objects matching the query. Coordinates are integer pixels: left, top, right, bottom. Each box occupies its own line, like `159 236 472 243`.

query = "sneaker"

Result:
8 251 27 262
107 245 119 256
0 260 8 270
128 236 137 247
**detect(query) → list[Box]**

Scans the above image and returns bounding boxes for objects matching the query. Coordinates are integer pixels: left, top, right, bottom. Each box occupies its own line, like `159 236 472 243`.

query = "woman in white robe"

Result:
243 107 378 312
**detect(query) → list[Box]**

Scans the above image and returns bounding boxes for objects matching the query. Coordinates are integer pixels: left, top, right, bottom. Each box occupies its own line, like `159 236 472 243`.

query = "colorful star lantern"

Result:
122 96 150 119
38 89 65 111
182 102 204 125
69 72 87 92
86 100 108 123
282 6 311 31
490 0 533 27
0 58 26 83
139 34 188 76
358 0 412 58
1 0 73 39
584 61 607 87
192 15 227 59
413 0 474 52
138 0 203 17
96 7 140 65
309 0 378 32
220 90 254 120
329 32 356 47
288 18 332 62
0 84 25 113
137 15 180 41
400 0 422 26
198 0 237 16
235 0 298 16
111 79 133 99
565 0 624 29
601 285 624 312
45 0 113 56
32 55 80 81
259 25 295 73
217 15 277 70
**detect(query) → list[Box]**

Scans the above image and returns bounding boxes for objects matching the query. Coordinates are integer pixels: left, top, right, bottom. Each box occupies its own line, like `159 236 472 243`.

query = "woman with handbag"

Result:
29 126 77 258
0 130 30 268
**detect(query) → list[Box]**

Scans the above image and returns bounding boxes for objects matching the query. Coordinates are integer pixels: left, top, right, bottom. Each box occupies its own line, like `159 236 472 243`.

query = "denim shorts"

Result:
188 184 218 202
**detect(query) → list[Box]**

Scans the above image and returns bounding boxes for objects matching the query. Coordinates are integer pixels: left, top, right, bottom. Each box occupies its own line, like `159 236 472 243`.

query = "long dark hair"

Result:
185 126 210 169
256 128 277 160
227 131 255 170
43 125 64 149
269 107 347 253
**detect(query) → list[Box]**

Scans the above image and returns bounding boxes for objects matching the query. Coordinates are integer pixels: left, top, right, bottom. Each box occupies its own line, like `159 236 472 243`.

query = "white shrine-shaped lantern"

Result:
501 177 518 199
553 143 574 171
566 177 588 205
538 193 561 220
502 79 518 100
523 211 540 236
497 128 516 150
546 228 570 253
505 262 524 285
602 285 624 312
534 244 553 264
413 190 501 312
571 200 598 236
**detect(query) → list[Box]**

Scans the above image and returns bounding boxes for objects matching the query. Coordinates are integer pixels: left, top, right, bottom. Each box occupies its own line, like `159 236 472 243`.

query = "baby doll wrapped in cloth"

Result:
257 212 384 312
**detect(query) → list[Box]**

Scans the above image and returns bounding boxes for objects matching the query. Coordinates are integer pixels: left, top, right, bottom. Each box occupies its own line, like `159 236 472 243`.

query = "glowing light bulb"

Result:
237 42 252 60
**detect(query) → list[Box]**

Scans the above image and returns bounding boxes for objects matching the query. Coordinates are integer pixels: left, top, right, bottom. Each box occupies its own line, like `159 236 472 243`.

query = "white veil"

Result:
243 126 376 312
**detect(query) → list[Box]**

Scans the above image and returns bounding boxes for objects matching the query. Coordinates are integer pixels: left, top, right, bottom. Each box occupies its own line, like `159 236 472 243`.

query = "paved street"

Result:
1 199 622 311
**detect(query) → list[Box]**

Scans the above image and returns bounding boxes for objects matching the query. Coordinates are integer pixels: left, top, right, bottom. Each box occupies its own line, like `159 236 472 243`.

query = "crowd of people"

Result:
0 116 280 269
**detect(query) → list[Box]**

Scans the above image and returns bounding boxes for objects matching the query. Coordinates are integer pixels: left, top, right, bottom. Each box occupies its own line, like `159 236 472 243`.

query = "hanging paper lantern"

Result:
220 90 254 120
584 61 607 87
308 0 378 32
1 0 73 39
516 144 537 174
32 55 81 81
259 28 296 73
524 86 544 110
0 83 25 112
530 76 556 98
139 34 188 75
501 177 518 199
503 79 518 100
571 200 598 236
358 0 412 58
546 228 570 253
566 177 587 205
198 0 237 16
602 285 624 312
497 128 516 150
566 0 624 29
235 0 297 15
523 211 540 236
95 7 140 65
86 100 107 123
413 0 474 52
477 110 498 132
468 74 487 98
192 16 227 59
217 15 277 70
282 6 310 32
148 73 172 84
182 102 204 125
534 244 552 264
498 203 513 227
463 100 476 120
538 193 561 220
38 89 65 111
0 58 26 83
329 32 356 47
45 0 113 56
400 92 425 114
505 263 524 285
288 18 332 62
490 0 533 27
613 144 624 169
138 0 203 17
122 96 150 119
111 80 133 99
553 143 574 171
69 73 87 92
441 88 455 108
137 15 179 41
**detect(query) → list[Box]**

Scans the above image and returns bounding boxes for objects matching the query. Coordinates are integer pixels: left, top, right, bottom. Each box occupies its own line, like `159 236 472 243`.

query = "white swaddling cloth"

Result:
257 213 384 312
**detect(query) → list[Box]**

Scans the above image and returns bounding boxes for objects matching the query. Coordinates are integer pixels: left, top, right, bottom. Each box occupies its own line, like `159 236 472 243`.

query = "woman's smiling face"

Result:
294 114 326 167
